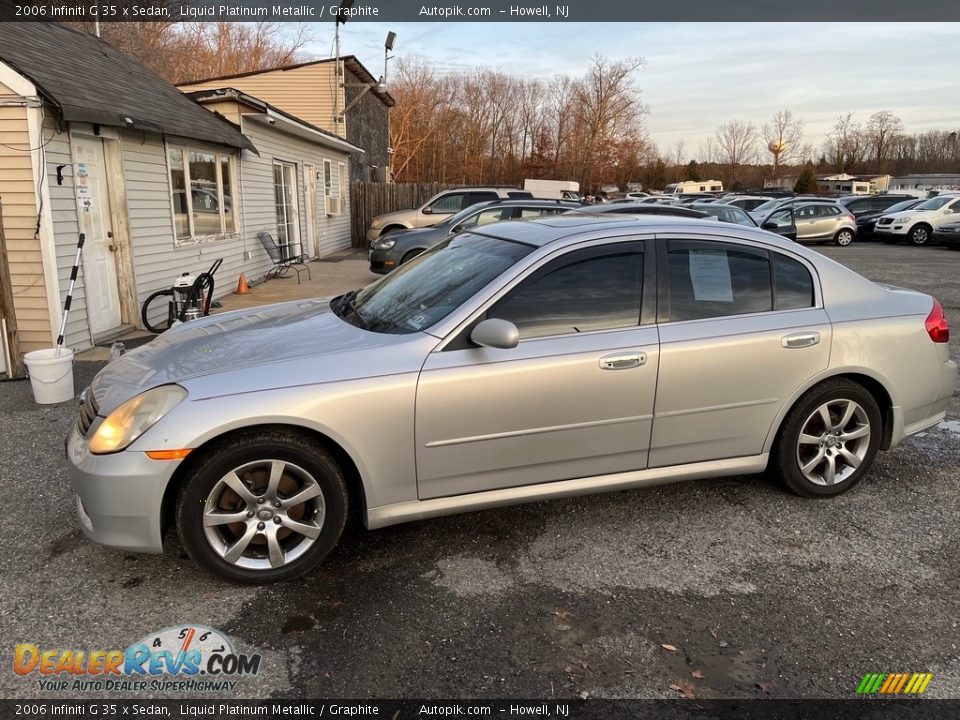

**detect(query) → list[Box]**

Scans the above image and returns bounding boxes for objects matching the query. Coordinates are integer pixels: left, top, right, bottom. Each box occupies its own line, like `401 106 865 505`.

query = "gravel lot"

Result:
1 243 958 700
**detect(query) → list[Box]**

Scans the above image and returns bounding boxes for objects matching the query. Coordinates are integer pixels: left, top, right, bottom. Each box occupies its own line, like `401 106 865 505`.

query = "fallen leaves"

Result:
691 670 705 679
661 643 679 652
669 680 697 699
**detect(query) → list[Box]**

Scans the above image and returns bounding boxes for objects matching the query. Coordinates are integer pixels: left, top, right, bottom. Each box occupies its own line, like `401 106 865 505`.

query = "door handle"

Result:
782 332 820 349
600 352 646 370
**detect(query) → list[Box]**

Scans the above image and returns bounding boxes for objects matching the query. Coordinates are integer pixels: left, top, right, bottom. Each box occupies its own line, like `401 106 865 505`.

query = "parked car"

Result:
625 191 650 199
935 220 960 249
574 203 709 218
874 193 960 246
718 195 775 212
67 214 956 582
852 198 924 238
749 196 840 222
366 187 532 242
368 199 579 274
837 193 915 217
792 203 858 245
675 193 719 206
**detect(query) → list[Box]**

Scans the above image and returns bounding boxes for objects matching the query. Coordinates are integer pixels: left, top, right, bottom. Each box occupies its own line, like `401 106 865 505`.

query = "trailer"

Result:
523 179 582 201
663 180 724 195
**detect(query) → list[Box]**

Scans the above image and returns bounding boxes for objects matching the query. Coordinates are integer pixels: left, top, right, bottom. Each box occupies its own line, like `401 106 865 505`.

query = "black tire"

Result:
141 289 174 334
771 379 882 498
908 224 932 246
401 248 424 264
834 228 854 246
176 429 348 583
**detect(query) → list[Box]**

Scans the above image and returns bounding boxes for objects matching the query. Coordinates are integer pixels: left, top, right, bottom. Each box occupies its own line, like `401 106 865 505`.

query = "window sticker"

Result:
688 250 734 302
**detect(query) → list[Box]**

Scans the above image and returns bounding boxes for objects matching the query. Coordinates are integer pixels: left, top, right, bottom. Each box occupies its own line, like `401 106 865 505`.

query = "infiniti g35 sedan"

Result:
66 215 957 583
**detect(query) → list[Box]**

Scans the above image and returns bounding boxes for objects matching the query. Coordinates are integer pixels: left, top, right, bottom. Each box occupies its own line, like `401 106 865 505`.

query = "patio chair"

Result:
256 231 311 284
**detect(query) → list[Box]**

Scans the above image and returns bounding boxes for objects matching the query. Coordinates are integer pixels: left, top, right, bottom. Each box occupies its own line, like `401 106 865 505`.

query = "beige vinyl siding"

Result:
180 64 344 135
240 117 351 259
45 114 91 350
0 81 51 351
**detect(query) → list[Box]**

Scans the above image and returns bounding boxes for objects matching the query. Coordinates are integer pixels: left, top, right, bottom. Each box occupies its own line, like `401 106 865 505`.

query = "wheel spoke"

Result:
221 471 256 504
799 433 821 445
840 425 869 442
266 460 285 500
204 510 249 527
824 454 837 485
222 522 258 563
283 482 323 508
801 449 825 475
817 405 833 430
838 447 861 470
284 518 322 540
266 528 285 569
836 401 856 432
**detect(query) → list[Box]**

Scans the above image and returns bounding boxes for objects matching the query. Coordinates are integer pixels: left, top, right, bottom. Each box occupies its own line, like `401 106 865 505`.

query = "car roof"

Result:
466 213 802 253
574 204 707 218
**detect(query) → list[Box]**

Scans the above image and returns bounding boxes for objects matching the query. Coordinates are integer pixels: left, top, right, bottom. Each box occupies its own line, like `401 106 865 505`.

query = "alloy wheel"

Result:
910 226 929 245
795 399 871 486
836 229 854 246
202 460 325 570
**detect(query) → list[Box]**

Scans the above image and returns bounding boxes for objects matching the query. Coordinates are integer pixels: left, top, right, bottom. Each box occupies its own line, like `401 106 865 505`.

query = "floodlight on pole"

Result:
384 31 397 88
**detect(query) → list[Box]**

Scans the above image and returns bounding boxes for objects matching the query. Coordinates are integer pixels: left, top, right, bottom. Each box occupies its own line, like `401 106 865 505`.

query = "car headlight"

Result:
895 216 913 223
374 238 396 250
89 385 188 455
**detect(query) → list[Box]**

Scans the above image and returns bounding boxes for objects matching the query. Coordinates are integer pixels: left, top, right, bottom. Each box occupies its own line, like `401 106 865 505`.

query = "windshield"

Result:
913 196 953 211
751 199 783 215
884 199 919 214
334 234 533 334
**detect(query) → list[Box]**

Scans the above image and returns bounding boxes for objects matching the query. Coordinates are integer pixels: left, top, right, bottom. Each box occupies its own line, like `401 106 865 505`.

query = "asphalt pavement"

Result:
1 243 958 700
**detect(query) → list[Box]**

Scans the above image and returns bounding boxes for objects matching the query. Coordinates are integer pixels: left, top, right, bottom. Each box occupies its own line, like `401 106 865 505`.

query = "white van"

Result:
663 180 724 195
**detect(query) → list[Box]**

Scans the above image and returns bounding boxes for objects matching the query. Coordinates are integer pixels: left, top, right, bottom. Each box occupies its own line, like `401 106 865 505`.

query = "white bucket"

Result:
23 347 75 404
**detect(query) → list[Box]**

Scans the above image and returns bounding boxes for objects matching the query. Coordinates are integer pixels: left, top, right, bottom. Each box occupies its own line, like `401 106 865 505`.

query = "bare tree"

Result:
670 140 686 181
714 120 758 187
866 110 904 172
763 110 804 178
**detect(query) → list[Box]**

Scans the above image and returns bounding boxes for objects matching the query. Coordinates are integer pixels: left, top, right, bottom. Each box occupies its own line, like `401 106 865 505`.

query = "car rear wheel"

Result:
834 229 854 246
176 430 348 583
772 379 882 498
908 224 931 246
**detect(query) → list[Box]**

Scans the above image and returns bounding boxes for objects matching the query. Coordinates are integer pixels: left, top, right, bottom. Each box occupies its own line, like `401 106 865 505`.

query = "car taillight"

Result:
925 299 950 343
847 214 856 222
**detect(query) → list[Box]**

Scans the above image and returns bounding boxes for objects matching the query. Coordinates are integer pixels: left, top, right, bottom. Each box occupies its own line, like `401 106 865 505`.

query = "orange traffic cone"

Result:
235 273 250 294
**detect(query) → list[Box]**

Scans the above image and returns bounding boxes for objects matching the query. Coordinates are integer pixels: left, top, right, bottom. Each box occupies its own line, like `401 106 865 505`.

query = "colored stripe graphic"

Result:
857 672 933 695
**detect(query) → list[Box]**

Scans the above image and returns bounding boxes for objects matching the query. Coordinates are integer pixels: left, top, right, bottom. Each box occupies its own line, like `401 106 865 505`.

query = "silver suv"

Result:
793 203 858 245
366 188 532 242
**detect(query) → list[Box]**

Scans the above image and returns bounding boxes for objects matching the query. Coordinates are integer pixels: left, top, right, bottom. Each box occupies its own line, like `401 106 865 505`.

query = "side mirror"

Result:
761 221 778 230
451 224 464 234
470 318 519 350
422 206 433 215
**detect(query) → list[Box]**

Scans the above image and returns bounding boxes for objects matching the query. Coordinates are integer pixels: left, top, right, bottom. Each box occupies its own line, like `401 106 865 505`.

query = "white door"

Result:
273 162 301 260
72 132 122 336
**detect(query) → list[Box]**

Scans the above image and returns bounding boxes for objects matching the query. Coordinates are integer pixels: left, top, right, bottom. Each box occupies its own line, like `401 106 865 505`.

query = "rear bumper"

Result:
66 424 179 553
898 358 958 442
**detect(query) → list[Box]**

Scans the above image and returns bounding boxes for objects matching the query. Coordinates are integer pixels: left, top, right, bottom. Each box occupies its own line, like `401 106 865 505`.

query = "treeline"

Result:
389 56 655 189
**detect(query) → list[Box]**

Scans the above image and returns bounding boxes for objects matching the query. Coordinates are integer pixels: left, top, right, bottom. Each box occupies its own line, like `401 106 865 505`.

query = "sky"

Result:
302 22 958 158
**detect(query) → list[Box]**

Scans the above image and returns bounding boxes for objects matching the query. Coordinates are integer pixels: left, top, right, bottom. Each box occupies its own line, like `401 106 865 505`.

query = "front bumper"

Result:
874 224 908 236
66 423 181 553
368 246 401 274
366 226 385 244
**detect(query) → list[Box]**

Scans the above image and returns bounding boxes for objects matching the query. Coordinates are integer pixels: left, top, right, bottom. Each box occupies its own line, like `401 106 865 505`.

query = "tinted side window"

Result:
773 253 814 310
430 193 466 213
467 192 499 206
666 241 771 322
489 247 643 339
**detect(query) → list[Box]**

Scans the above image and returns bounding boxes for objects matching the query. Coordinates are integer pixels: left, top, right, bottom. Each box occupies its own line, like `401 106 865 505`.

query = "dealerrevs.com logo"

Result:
13 625 261 693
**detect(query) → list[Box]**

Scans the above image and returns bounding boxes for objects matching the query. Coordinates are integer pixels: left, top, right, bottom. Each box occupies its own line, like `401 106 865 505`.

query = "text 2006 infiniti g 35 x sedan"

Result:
67 215 957 583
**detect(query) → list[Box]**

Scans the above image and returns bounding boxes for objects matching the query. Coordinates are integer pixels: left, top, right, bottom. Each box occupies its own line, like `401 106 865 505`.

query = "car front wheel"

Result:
908 224 931 246
772 379 882 498
176 430 348 583
834 229 854 246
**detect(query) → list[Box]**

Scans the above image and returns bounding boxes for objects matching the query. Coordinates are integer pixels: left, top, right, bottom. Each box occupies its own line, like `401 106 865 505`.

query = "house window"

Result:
323 159 333 202
337 162 347 215
167 145 237 243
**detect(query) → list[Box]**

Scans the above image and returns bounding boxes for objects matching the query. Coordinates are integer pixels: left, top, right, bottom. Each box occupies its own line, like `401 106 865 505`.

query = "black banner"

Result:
1 0 960 22
4 700 960 720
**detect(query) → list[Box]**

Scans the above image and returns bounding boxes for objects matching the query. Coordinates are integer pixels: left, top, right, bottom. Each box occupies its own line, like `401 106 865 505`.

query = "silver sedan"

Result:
66 215 957 583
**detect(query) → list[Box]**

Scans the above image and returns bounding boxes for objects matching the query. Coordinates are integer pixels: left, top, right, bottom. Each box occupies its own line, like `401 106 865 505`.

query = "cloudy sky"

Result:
304 22 957 156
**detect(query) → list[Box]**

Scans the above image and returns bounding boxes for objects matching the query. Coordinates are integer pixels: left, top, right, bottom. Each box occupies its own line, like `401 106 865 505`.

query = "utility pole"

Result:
0 198 24 378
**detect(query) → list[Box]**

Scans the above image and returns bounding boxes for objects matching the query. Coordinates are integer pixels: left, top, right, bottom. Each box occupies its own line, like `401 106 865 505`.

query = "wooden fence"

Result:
350 181 458 247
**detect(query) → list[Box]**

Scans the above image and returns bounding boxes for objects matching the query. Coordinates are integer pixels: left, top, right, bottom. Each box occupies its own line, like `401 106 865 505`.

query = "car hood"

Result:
90 299 408 413
373 209 415 225
880 209 934 221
